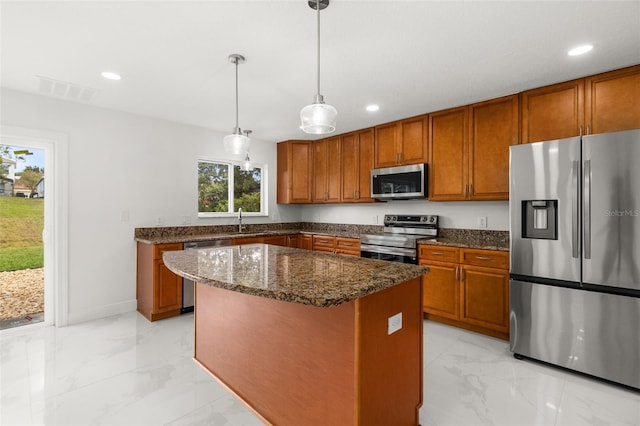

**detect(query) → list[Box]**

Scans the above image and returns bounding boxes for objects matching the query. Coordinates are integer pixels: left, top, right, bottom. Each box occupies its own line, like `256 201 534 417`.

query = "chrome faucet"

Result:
238 208 243 233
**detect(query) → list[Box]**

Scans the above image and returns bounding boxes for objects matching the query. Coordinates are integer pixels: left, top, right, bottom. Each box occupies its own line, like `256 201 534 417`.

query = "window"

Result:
198 160 267 217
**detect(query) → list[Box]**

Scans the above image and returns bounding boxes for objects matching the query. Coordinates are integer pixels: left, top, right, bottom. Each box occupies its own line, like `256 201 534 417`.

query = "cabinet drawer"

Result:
460 249 508 269
335 237 360 252
313 235 336 251
153 243 183 260
419 245 459 262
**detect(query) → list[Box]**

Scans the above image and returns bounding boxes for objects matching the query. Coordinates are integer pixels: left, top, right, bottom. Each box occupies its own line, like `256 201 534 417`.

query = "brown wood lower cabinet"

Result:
136 242 184 321
312 235 361 256
419 245 509 340
299 234 313 250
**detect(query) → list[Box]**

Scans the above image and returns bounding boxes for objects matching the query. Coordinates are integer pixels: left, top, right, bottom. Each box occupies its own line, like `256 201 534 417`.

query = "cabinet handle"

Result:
475 256 493 260
342 243 354 246
586 125 591 135
455 265 460 281
579 125 583 137
460 268 465 281
468 184 473 198
431 251 445 255
355 190 359 199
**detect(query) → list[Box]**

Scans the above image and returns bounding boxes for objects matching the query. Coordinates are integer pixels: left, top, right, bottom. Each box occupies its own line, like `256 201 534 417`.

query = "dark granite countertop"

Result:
163 244 428 307
417 229 509 252
135 223 374 244
135 223 509 251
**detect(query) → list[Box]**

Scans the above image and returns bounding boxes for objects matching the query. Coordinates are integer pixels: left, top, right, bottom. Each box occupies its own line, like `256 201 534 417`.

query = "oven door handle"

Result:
360 243 417 258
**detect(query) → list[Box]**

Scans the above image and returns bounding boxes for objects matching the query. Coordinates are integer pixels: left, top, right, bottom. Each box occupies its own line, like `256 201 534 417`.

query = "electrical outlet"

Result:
477 216 488 229
388 312 403 335
156 216 164 226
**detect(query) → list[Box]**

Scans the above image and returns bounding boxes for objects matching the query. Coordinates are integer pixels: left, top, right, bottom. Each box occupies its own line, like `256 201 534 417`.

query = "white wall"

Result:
0 88 300 324
300 200 509 230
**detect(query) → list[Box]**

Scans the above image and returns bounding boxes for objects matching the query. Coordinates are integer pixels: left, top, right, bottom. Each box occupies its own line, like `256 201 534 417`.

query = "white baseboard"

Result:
67 299 137 325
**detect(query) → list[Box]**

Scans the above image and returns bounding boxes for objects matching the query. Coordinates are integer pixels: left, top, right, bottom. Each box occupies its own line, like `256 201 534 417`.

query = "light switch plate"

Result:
388 312 402 335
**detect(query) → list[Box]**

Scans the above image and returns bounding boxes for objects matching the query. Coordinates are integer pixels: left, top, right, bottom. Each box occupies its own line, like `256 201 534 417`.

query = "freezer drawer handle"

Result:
572 160 579 258
584 160 591 259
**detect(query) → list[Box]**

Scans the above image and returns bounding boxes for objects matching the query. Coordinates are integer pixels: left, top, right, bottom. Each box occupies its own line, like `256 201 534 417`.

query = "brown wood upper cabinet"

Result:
521 65 640 143
428 95 518 201
374 115 427 168
277 140 313 204
341 128 375 203
312 137 341 203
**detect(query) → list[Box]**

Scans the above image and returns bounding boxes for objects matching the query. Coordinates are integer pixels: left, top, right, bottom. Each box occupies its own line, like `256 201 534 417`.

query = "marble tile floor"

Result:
1 312 638 426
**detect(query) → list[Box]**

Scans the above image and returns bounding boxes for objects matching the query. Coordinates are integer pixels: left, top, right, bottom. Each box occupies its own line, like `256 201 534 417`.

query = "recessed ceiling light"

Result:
366 104 380 112
568 44 593 56
101 71 122 80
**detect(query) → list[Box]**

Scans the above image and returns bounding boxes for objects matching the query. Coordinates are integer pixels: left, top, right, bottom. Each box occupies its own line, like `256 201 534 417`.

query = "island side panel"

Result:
194 283 356 426
356 277 423 426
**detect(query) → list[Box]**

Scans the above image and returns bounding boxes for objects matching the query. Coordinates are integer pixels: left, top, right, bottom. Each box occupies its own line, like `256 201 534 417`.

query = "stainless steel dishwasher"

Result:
182 239 232 313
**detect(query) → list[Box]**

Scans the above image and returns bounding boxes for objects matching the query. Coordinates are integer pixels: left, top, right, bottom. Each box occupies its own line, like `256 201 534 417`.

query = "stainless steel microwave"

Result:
370 164 428 200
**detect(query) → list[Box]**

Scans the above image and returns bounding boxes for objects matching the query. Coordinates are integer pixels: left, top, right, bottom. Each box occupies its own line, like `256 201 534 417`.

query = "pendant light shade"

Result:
223 131 250 155
224 54 251 155
300 0 337 134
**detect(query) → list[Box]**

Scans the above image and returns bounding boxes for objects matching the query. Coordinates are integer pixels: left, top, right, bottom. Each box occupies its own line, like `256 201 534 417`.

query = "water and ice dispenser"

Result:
522 200 558 240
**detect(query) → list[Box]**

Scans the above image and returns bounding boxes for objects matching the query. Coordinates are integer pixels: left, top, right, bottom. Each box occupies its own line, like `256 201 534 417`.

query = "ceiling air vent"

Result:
36 75 97 102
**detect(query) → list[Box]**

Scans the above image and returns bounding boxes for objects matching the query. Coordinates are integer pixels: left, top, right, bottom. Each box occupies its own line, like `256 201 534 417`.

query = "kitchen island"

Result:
163 244 428 426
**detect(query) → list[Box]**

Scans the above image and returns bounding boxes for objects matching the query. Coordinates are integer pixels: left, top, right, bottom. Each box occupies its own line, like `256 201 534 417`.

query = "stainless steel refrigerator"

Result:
509 129 640 389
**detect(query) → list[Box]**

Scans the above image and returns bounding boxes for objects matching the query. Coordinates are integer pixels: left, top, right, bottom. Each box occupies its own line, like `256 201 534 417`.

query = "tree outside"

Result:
17 166 44 194
198 160 262 213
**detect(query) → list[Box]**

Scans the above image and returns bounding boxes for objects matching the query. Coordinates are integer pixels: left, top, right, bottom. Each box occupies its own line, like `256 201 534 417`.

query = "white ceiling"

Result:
2 1 639 143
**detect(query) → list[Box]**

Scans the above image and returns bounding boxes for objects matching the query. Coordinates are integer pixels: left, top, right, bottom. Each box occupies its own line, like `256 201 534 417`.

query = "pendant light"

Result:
223 54 251 155
300 0 337 134
240 130 254 172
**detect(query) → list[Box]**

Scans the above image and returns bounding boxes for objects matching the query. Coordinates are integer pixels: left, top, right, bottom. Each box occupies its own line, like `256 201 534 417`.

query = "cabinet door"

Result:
263 235 287 246
428 107 469 200
154 259 182 313
420 260 460 320
398 116 427 165
299 235 313 250
312 139 329 203
286 234 300 248
374 122 399 167
277 141 313 204
520 79 584 144
326 137 342 203
341 132 359 202
232 236 263 245
357 128 375 202
460 265 509 333
342 128 375 203
469 95 518 200
585 65 640 134
312 137 341 203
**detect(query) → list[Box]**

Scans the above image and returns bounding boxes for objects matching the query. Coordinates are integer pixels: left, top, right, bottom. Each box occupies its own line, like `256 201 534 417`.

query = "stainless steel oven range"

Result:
360 214 438 264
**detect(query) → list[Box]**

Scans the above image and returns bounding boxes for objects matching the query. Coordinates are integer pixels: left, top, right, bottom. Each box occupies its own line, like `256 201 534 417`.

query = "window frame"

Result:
197 158 268 218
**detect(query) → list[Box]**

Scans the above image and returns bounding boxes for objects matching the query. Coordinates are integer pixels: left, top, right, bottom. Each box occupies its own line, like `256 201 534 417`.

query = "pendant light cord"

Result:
234 58 240 129
316 0 321 97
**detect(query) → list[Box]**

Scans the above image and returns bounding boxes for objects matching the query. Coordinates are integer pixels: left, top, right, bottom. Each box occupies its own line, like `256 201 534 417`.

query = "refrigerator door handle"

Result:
584 159 591 259
572 160 579 258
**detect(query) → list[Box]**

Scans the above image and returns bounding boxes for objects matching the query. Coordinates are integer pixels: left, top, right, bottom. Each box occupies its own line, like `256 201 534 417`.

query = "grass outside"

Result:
0 197 44 271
